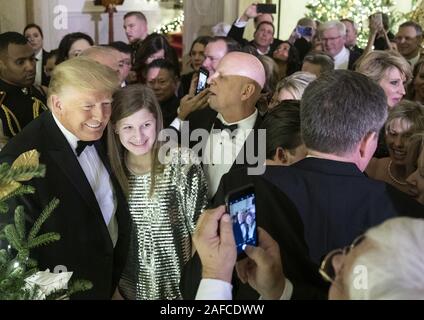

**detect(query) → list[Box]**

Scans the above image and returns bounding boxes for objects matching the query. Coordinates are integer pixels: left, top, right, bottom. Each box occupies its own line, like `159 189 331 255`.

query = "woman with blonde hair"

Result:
356 50 412 108
366 100 424 194
269 71 316 108
107 84 208 300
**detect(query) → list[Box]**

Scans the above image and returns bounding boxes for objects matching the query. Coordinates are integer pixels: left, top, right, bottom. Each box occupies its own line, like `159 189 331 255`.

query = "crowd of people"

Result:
0 3 424 300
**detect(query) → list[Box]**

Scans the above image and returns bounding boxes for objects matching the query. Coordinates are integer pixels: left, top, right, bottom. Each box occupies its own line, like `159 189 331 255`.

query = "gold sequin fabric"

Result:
119 148 208 300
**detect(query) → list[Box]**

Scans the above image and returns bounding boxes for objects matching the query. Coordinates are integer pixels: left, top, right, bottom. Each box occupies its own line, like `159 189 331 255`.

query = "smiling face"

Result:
52 86 112 141
321 27 345 58
116 108 157 156
379 67 406 108
385 118 413 166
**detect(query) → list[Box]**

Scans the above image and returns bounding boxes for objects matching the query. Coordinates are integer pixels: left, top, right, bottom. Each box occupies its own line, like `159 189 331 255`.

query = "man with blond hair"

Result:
0 57 131 299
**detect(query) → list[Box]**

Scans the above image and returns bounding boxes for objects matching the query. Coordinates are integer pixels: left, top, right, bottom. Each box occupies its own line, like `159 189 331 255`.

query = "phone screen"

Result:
297 26 313 37
256 4 277 14
196 68 209 95
226 185 257 256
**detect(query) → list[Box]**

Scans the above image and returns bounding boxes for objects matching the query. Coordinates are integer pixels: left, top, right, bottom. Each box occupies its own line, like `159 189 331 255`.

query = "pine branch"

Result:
28 232 60 249
28 198 60 241
0 164 45 184
3 225 24 252
14 206 26 241
67 279 93 296
0 185 36 206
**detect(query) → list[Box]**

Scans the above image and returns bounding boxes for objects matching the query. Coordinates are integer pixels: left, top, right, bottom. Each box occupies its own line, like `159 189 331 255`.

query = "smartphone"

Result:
374 13 383 25
297 26 313 37
256 3 277 14
225 184 257 259
196 67 209 95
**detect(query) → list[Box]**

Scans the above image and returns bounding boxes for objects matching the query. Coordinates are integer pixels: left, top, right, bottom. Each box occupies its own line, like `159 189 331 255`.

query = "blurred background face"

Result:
273 43 290 62
385 118 412 166
146 67 177 102
190 42 206 71
24 27 43 53
342 21 356 47
321 27 345 58
124 16 148 43
116 108 157 156
44 56 57 77
68 39 92 59
395 26 421 58
202 40 227 76
254 23 274 48
406 146 424 204
378 67 406 108
413 64 424 100
117 52 132 83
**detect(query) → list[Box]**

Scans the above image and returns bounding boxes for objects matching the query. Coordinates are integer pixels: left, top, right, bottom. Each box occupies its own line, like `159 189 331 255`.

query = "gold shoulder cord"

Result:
0 91 21 136
32 97 48 118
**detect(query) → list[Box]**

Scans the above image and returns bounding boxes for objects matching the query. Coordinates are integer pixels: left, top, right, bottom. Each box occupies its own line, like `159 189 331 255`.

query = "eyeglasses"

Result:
319 235 365 284
321 36 342 43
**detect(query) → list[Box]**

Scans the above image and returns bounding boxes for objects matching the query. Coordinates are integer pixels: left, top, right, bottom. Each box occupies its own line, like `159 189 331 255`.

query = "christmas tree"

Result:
0 150 92 299
306 0 404 47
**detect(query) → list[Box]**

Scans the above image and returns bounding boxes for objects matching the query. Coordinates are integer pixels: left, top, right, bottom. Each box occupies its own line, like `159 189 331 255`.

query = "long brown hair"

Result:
107 84 164 197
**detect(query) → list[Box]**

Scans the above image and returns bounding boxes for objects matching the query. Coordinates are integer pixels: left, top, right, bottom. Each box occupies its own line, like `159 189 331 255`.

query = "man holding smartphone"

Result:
227 3 282 56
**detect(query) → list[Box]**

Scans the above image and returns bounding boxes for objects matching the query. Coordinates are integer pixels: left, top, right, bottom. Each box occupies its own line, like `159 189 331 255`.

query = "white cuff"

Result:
170 117 182 131
234 18 248 28
195 279 233 300
258 278 294 300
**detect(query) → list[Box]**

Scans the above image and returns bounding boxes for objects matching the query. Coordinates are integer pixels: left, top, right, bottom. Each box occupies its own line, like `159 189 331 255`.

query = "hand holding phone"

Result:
225 184 257 260
296 26 313 37
196 67 209 95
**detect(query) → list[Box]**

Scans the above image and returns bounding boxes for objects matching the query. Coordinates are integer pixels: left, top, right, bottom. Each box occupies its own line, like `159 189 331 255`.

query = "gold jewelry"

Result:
387 160 408 186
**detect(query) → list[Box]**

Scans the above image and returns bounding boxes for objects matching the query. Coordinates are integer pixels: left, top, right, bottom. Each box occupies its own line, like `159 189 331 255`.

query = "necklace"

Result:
387 160 408 185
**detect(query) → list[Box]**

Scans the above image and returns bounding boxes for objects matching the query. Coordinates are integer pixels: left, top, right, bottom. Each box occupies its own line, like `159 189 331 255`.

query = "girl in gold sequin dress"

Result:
107 84 208 299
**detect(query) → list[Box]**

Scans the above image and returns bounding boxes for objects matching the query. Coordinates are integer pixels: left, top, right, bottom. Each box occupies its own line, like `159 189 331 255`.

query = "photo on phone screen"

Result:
225 185 257 257
196 67 209 95
256 3 277 14
297 26 313 37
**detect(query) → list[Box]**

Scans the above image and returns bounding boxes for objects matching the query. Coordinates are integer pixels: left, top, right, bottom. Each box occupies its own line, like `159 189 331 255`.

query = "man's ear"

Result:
273 147 289 165
50 95 63 114
358 131 378 171
240 83 256 101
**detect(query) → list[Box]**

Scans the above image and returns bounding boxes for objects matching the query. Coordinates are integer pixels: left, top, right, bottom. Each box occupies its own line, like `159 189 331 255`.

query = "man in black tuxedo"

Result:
180 51 267 200
0 57 131 299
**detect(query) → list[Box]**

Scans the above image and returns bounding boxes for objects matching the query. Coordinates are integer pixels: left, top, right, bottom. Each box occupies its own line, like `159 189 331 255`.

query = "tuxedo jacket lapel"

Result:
42 113 102 216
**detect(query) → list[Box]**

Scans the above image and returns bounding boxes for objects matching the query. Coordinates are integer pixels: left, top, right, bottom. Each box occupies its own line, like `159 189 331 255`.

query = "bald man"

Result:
183 52 266 199
80 46 123 85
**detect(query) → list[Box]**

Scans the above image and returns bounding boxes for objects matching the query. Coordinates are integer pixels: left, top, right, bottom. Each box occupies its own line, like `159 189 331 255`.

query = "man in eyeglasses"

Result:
319 20 361 70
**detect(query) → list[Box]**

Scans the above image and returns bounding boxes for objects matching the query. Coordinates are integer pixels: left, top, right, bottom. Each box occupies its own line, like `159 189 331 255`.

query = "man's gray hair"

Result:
319 20 346 37
300 70 387 155
348 217 424 299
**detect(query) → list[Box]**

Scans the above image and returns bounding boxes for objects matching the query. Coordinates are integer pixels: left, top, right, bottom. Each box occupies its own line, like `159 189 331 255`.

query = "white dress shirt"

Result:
333 47 350 70
52 114 118 246
203 110 258 199
195 278 294 300
35 50 43 86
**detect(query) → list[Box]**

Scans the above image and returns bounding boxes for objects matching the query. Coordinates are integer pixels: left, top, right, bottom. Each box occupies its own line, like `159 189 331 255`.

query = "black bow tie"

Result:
213 118 238 132
75 140 96 156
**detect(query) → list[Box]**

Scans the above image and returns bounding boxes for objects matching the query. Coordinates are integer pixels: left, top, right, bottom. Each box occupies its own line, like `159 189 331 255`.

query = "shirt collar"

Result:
217 109 258 131
409 53 421 67
52 113 79 154
35 50 43 60
333 47 349 62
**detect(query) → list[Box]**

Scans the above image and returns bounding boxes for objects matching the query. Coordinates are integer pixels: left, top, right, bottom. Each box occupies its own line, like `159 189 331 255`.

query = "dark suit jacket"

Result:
180 168 329 300
348 49 362 70
0 112 131 299
261 158 424 263
227 22 282 57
